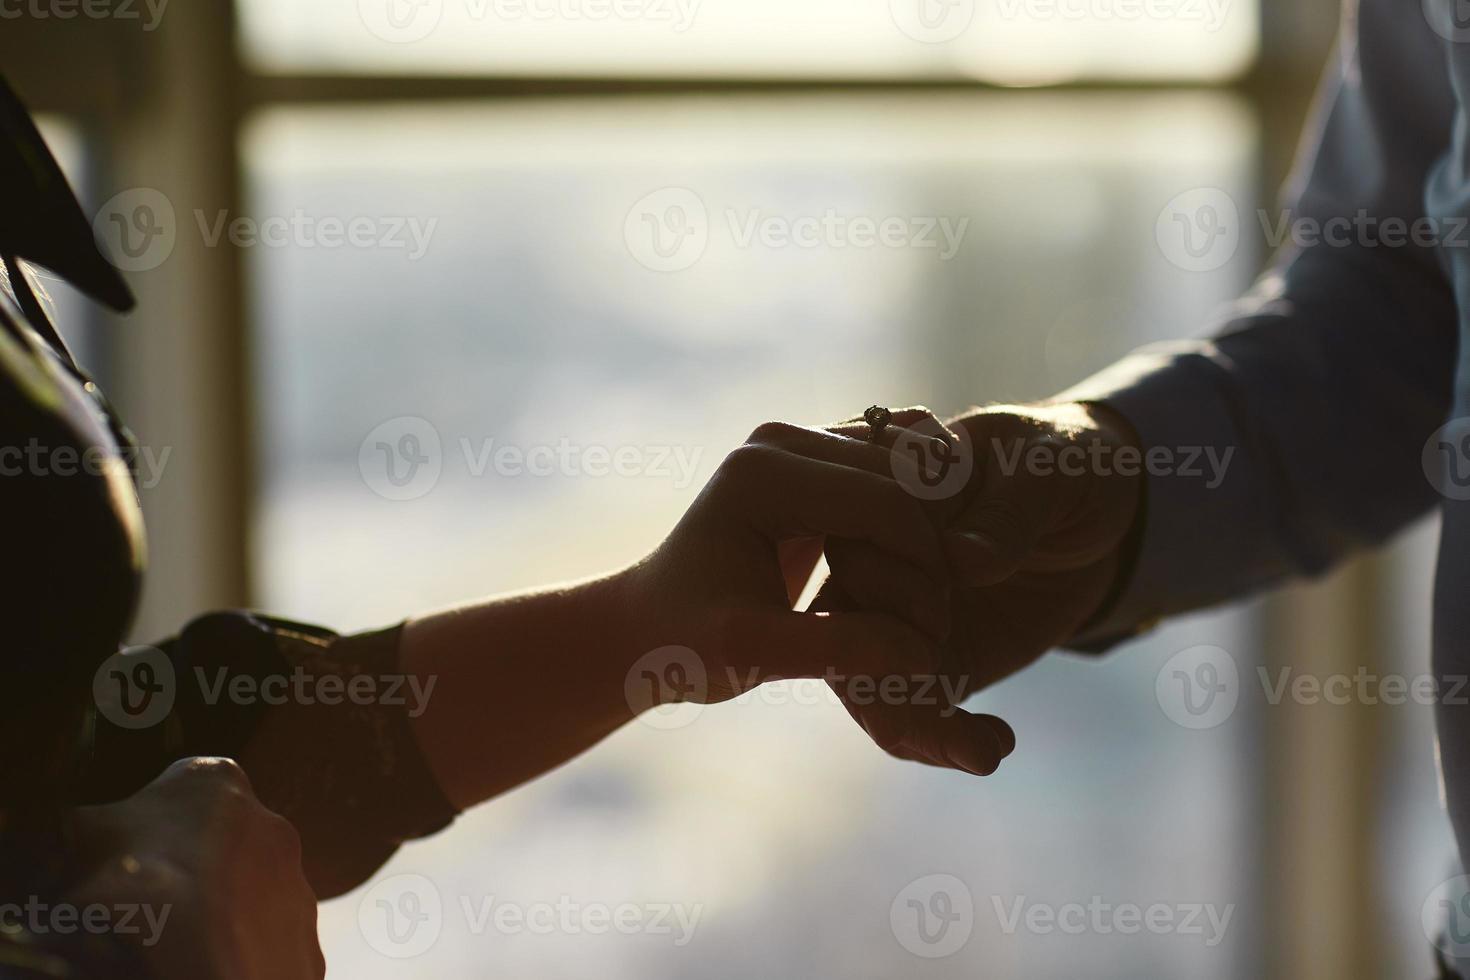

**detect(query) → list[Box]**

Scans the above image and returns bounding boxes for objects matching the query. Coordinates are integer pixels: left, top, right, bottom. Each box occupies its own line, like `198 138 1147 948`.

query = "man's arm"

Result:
1065 0 1458 641
825 0 1462 752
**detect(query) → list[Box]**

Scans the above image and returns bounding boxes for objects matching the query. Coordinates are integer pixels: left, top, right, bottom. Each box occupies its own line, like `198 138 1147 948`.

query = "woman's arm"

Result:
399 571 644 810
400 417 1012 811
131 415 1015 897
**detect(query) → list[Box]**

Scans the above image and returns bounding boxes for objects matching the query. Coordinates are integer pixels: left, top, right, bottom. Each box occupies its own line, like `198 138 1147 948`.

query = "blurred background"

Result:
1 1 1453 977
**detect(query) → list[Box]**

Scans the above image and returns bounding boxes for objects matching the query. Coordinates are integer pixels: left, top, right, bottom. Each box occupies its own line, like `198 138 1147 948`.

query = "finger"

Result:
907 705 1016 775
828 406 948 444
748 420 902 478
720 447 947 580
751 419 952 528
838 695 1015 776
303 894 326 979
829 407 963 489
831 409 975 524
727 608 939 684
944 428 1070 586
158 756 255 797
822 537 950 643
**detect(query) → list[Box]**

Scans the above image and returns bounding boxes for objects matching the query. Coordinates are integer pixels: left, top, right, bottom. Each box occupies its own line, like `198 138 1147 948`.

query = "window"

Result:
240 9 1272 974
237 0 1257 83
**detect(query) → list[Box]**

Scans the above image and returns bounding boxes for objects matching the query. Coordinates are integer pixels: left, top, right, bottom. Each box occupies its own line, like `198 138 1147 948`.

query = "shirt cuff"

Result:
1056 340 1276 651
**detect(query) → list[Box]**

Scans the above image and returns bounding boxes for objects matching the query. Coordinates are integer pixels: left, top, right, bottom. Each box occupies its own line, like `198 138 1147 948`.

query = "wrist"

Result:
598 558 695 711
581 564 658 702
1069 399 1149 637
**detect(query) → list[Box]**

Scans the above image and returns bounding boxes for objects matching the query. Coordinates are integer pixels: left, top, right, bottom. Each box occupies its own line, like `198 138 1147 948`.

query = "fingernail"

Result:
985 716 1017 758
949 741 1001 777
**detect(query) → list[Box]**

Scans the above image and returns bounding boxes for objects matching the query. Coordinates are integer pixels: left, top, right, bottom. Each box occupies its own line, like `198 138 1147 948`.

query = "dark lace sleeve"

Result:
82 612 459 899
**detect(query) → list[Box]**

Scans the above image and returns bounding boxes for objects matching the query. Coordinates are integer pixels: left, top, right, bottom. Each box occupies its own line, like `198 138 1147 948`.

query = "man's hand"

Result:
67 757 324 980
623 420 952 705
935 402 1143 691
818 403 1143 769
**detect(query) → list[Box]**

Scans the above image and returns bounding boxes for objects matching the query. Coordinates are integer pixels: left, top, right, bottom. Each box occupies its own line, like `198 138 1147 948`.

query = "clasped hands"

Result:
53 401 1145 980
626 402 1143 777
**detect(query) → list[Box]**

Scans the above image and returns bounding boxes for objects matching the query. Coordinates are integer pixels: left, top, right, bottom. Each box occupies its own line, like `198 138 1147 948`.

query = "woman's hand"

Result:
618 420 953 707
402 417 1016 811
67 758 324 980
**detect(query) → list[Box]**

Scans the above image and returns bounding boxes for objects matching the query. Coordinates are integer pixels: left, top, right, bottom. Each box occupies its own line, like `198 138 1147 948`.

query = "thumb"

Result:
835 695 1015 776
944 489 1048 587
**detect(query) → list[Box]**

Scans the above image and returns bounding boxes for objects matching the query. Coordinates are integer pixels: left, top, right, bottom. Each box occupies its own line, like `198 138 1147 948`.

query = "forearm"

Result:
1062 245 1456 645
401 567 649 811
1056 0 1457 644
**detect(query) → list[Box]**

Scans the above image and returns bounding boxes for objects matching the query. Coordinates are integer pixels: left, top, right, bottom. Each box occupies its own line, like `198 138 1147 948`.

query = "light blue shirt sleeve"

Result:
1058 0 1460 648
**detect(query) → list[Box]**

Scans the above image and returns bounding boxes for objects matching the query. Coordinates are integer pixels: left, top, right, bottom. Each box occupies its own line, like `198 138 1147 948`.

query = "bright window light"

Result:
237 0 1258 84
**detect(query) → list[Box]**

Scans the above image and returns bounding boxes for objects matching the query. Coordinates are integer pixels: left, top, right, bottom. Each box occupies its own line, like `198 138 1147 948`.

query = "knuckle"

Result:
893 405 937 424
720 442 775 480
179 756 253 794
747 420 802 446
890 408 948 442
